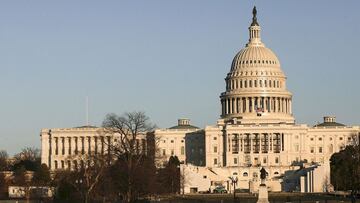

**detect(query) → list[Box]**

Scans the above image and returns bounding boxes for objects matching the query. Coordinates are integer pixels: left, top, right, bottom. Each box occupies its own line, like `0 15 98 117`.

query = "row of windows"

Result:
161 146 186 156
213 157 280 166
226 79 282 90
310 147 323 153
309 136 352 141
162 139 185 143
237 171 279 177
236 59 277 65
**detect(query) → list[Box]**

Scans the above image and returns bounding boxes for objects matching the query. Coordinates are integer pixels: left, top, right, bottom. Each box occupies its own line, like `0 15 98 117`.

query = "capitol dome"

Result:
220 7 294 125
230 46 280 72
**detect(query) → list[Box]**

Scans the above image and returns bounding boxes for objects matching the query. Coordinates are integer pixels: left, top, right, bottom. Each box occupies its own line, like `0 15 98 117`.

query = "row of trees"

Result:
0 112 181 203
0 147 50 199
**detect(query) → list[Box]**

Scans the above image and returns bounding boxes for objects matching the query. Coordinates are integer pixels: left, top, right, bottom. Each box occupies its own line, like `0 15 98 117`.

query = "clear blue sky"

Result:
0 1 359 155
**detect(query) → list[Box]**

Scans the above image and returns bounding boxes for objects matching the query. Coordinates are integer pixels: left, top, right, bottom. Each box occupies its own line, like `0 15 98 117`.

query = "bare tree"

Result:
15 147 40 162
65 154 110 203
0 150 9 171
101 111 155 203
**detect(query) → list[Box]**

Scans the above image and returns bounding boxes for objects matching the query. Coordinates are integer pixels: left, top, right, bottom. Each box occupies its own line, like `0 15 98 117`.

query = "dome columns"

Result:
221 95 293 118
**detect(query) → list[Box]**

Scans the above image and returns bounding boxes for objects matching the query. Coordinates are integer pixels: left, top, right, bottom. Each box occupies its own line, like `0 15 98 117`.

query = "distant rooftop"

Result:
169 119 199 130
314 116 345 127
75 125 98 129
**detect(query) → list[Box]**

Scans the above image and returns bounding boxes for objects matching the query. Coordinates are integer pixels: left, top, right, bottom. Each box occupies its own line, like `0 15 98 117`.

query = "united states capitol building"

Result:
40 7 359 194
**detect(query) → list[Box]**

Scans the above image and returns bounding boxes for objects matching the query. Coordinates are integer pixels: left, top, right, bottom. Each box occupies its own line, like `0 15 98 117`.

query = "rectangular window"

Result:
234 158 238 165
214 146 218 153
263 157 267 164
214 158 218 165
181 146 185 155
213 137 217 140
310 147 315 153
319 147 323 153
171 149 174 155
275 157 279 164
162 149 166 156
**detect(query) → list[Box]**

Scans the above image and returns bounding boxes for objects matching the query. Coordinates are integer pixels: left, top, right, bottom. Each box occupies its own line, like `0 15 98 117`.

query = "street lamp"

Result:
229 176 238 203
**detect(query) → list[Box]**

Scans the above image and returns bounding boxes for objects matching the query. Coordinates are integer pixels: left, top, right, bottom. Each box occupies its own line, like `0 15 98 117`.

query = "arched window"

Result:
249 80 252 88
260 80 262 87
254 80 257 87
240 80 243 88
269 80 272 87
243 172 248 177
244 81 247 88
274 172 279 175
264 80 267 87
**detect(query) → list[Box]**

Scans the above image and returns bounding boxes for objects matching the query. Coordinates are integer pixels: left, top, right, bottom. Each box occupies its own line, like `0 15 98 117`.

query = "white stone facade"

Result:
40 127 147 170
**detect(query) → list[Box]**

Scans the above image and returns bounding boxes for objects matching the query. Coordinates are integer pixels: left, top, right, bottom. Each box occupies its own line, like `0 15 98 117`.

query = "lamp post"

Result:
229 176 238 203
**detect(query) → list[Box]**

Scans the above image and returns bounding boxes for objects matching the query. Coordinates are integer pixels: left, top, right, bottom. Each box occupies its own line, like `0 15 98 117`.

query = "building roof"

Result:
169 124 199 130
314 122 346 127
75 125 98 129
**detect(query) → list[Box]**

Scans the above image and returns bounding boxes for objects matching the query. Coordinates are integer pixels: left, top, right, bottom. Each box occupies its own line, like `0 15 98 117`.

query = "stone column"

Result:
268 97 272 112
63 137 68 156
91 136 96 154
251 97 255 113
84 136 89 155
289 99 292 114
51 137 59 156
229 98 233 114
240 98 243 113
250 134 253 153
245 97 249 113
226 98 230 114
40 132 50 168
72 136 77 155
